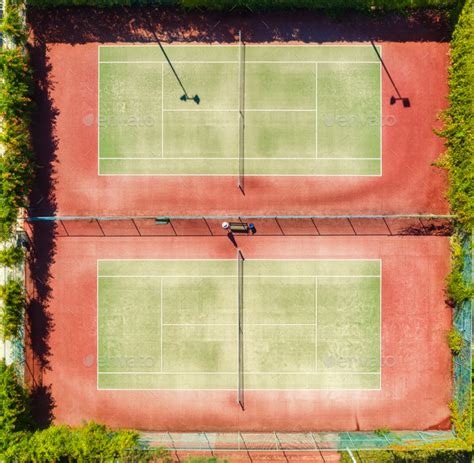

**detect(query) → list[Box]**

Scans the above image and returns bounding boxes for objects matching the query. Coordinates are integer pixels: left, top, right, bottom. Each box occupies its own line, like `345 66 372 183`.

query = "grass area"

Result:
98 259 381 390
99 45 381 176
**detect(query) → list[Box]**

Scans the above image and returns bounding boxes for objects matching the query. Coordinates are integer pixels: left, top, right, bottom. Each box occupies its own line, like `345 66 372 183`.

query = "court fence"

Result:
139 430 457 454
24 214 453 238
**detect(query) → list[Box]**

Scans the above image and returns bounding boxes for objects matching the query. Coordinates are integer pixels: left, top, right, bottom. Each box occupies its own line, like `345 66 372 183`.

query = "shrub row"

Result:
27 0 458 11
340 444 472 463
340 407 473 462
0 360 170 462
0 279 26 340
446 234 473 304
0 244 24 267
436 3 474 456
436 0 473 231
0 0 31 370
0 0 35 240
342 2 473 458
447 327 464 355
0 0 35 243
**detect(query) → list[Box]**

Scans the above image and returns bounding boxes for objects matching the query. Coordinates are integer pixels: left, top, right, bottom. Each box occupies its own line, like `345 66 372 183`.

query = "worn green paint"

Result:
98 259 381 390
99 45 381 175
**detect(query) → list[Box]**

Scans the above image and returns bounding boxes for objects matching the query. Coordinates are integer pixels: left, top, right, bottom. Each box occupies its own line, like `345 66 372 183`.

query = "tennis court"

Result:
99 45 381 176
97 258 381 391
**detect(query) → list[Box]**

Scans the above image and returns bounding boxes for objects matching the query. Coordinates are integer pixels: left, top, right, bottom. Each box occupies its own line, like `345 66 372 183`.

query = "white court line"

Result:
163 323 318 327
98 371 381 375
161 62 164 158
98 274 380 278
99 60 379 65
99 44 380 48
160 276 163 372
162 108 316 112
99 157 380 161
98 386 382 391
98 258 381 262
100 60 238 64
315 62 318 158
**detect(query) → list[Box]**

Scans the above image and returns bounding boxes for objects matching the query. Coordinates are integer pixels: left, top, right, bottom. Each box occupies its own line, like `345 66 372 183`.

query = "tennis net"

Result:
237 249 244 409
238 30 245 192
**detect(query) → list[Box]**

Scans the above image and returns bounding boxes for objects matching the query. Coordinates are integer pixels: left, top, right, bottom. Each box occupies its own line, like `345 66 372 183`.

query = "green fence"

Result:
452 234 473 421
139 430 457 453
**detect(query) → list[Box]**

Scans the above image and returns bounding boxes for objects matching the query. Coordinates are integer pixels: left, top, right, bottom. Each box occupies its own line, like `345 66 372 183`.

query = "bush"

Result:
436 0 474 231
0 422 170 462
0 360 32 438
0 279 26 340
0 359 168 462
446 234 473 304
447 327 464 355
0 0 34 240
0 245 24 267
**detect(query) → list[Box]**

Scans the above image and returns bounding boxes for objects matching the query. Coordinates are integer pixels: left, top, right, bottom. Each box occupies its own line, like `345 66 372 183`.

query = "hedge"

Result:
2 0 29 46
436 0 474 231
26 0 459 10
0 279 26 340
0 361 32 437
340 2 473 459
0 0 35 240
447 327 464 355
339 405 473 462
0 360 170 462
340 444 472 463
0 244 24 267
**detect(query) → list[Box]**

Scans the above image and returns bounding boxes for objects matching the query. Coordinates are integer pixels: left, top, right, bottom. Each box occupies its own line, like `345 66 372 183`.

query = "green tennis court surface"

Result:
98 259 381 390
99 45 381 176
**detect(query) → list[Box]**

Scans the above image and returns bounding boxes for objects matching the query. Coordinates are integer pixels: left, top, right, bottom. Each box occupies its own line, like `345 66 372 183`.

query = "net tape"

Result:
238 30 245 190
140 430 456 452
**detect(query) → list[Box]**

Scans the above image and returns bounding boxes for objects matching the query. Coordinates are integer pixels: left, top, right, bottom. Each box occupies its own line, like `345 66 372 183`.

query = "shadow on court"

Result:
27 7 452 45
370 40 410 108
146 12 200 105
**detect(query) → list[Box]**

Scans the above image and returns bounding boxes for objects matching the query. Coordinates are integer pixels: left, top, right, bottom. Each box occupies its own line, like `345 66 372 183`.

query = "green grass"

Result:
97 259 381 390
99 45 381 176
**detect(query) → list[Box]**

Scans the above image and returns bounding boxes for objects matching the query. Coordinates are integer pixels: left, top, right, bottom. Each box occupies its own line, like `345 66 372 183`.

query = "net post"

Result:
237 249 244 409
238 30 245 194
